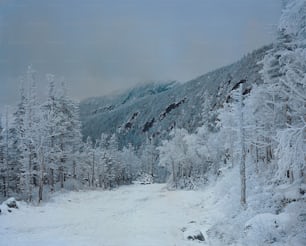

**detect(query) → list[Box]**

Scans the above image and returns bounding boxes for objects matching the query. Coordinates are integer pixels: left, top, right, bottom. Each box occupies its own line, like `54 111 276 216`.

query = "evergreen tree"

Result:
43 76 83 190
0 113 5 197
257 0 306 183
43 74 58 192
13 79 28 198
56 80 83 188
141 136 158 181
23 65 40 201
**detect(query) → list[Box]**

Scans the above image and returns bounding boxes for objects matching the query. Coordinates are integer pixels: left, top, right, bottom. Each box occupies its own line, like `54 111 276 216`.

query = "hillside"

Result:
80 45 270 147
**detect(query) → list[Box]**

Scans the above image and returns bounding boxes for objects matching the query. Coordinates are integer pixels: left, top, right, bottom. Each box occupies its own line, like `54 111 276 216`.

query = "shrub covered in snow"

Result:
0 197 20 215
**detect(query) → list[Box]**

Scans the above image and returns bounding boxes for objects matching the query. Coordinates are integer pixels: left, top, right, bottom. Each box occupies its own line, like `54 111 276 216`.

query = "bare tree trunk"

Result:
60 137 64 189
28 146 33 202
38 153 45 203
38 179 43 203
4 108 9 197
91 151 95 187
238 85 246 208
230 133 234 168
240 149 246 206
59 165 64 189
99 174 102 188
289 169 294 184
73 160 77 179
171 159 177 189
2 176 6 197
49 168 54 192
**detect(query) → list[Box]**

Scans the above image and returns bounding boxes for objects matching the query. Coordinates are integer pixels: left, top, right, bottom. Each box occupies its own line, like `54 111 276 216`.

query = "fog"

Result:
0 0 282 106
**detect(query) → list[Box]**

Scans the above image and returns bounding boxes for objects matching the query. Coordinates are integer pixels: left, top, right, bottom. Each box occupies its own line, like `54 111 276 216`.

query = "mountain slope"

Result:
80 45 271 148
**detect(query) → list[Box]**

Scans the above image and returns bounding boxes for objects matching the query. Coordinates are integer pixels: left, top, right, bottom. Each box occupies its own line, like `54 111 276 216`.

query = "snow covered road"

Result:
2 168 305 246
0 184 206 246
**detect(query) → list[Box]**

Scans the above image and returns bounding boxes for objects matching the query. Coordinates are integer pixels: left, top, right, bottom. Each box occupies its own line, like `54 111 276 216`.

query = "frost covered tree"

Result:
158 129 183 188
83 136 99 187
12 79 28 198
218 84 247 206
201 92 218 132
0 109 15 198
242 85 273 172
236 85 246 206
42 74 58 191
0 113 6 197
273 0 306 183
109 134 129 186
97 134 120 189
43 76 83 190
158 126 219 189
35 108 50 203
140 136 159 182
119 143 140 181
158 128 198 188
218 102 238 168
3 69 85 200
96 133 108 188
18 66 40 202
258 0 306 183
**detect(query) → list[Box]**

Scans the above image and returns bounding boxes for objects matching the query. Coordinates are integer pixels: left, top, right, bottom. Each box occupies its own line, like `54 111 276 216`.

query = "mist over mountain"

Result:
80 45 270 148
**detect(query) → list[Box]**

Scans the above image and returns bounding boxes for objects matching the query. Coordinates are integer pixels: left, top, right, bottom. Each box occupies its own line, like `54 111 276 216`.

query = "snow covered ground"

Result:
0 183 207 246
1 166 305 246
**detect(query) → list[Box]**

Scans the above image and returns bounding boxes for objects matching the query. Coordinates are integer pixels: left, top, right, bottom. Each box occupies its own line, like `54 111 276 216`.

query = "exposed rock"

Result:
185 229 205 241
5 198 18 209
80 46 269 149
143 118 155 132
0 197 19 215
183 220 206 242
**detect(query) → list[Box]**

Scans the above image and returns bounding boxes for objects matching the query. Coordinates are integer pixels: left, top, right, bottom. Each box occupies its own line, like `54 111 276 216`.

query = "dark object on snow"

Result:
6 199 18 209
186 230 205 241
0 208 1 214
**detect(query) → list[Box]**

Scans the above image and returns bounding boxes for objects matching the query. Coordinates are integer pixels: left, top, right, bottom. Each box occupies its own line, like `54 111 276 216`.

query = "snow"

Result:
244 213 291 245
0 184 205 246
1 166 305 246
279 0 306 37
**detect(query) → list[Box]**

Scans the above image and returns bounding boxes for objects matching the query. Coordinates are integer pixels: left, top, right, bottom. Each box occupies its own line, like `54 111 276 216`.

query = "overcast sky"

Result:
0 0 282 107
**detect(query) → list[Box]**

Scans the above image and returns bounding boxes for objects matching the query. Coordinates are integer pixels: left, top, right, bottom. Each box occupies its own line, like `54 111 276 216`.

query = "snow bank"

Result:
244 213 292 245
183 165 306 245
0 166 305 245
0 197 21 215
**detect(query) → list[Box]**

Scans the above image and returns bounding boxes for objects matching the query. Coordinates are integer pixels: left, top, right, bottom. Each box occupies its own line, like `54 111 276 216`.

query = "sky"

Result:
0 0 282 107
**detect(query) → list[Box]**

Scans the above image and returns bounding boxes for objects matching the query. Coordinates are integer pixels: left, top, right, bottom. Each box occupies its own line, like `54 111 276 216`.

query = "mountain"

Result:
80 45 271 148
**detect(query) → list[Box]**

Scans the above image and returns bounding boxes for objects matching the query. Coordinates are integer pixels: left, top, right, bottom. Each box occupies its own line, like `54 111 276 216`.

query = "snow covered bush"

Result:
0 197 20 215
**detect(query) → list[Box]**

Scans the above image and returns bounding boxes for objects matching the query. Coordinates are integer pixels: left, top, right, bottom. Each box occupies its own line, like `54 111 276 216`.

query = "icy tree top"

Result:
279 0 306 39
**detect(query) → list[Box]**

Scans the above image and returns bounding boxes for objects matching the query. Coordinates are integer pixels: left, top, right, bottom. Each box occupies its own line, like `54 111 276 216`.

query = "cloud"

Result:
0 0 282 106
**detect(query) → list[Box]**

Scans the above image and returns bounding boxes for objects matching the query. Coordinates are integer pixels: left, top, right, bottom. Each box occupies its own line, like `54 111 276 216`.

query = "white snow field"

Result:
0 183 207 246
1 167 305 246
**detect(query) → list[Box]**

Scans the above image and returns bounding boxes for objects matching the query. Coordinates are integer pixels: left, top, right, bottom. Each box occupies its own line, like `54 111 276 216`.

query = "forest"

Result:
0 0 305 244
1 0 305 207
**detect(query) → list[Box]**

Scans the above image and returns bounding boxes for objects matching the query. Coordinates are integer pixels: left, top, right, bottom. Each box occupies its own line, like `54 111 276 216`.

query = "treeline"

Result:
0 68 146 203
1 0 304 208
158 0 306 205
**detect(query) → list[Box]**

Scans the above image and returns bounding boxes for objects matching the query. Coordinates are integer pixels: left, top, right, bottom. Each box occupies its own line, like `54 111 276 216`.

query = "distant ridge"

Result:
80 45 271 148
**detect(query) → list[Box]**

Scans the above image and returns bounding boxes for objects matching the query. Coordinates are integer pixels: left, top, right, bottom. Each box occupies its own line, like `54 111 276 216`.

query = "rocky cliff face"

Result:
80 45 271 148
